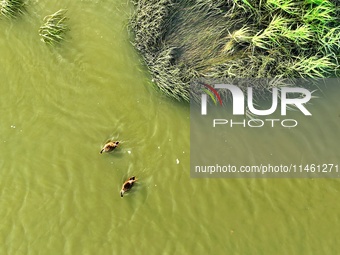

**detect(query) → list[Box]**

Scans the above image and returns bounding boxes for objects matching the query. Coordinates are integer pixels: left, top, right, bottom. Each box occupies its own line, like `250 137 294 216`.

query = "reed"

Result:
130 0 340 101
0 0 25 19
39 9 69 46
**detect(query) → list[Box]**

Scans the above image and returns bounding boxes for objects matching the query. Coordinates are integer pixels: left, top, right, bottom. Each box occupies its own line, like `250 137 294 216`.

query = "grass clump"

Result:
0 0 25 19
130 0 340 102
39 9 69 46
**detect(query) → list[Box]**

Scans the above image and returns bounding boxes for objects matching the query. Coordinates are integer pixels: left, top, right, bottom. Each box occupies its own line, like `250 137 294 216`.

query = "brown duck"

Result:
100 141 119 154
120 176 136 197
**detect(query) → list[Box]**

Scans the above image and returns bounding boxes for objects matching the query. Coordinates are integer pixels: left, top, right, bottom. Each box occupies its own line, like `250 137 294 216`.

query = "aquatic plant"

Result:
39 9 69 46
0 0 25 19
130 0 340 102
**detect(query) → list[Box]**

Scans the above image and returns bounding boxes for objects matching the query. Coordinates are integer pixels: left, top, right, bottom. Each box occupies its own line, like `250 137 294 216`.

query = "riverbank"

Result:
129 0 340 101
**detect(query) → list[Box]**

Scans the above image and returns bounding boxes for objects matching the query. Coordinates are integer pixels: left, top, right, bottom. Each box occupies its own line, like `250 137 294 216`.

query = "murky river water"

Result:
1 1 339 254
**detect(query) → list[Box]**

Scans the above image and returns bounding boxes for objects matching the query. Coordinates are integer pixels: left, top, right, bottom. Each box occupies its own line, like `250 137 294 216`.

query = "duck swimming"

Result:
100 141 119 154
120 176 136 197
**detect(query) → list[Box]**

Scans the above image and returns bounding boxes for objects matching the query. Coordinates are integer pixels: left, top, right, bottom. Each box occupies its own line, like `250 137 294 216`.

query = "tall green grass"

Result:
130 0 340 101
0 0 25 19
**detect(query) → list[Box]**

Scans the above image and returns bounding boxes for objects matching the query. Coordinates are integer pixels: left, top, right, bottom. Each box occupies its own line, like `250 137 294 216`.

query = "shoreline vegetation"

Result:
129 0 340 102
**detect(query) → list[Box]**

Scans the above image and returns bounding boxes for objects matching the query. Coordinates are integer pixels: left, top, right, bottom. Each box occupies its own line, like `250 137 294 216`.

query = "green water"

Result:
0 1 339 254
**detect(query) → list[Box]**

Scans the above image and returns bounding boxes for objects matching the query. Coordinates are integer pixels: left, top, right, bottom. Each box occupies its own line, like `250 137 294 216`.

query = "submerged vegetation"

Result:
0 0 25 19
1 3 69 47
130 0 340 101
39 9 69 46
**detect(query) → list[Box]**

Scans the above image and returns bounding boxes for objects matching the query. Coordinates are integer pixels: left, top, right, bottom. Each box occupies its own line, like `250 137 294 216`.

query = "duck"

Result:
120 176 136 197
100 141 119 154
